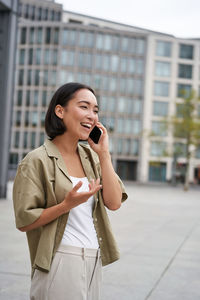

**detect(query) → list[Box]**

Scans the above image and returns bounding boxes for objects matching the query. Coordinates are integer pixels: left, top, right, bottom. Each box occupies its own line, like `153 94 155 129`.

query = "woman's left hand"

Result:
88 122 109 155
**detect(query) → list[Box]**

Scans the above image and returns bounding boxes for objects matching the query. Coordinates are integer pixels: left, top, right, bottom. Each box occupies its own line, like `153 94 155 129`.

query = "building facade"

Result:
8 0 200 184
0 0 18 198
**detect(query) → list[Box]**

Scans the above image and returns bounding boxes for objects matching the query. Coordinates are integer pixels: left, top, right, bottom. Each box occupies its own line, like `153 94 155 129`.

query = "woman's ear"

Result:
55 105 64 119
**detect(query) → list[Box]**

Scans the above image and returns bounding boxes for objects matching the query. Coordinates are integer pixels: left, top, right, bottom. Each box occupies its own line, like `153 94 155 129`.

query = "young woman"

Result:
13 82 127 300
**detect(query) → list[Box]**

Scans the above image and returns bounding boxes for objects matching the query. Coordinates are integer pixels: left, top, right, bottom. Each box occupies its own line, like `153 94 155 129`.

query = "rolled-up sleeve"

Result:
13 163 45 229
96 161 128 203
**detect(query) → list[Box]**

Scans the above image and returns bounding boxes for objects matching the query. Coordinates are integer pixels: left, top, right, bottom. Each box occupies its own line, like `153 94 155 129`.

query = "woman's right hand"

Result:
61 178 102 213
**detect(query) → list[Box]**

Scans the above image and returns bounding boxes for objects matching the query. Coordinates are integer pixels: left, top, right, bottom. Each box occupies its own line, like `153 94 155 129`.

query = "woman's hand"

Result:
88 122 109 155
61 178 102 213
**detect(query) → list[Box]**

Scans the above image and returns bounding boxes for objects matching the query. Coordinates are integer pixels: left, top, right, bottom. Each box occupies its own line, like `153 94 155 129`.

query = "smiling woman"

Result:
13 82 128 300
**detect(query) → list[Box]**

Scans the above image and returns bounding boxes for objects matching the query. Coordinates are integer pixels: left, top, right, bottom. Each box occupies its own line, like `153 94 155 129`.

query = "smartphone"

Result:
89 126 102 144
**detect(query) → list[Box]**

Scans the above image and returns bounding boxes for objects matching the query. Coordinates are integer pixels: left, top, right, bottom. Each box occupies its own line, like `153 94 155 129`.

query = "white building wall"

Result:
140 33 200 183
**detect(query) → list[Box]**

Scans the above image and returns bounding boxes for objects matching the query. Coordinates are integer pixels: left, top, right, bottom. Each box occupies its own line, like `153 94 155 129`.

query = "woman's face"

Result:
57 89 99 140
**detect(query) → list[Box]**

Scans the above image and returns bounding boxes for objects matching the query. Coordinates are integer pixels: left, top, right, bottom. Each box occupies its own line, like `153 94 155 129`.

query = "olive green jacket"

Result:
13 139 128 275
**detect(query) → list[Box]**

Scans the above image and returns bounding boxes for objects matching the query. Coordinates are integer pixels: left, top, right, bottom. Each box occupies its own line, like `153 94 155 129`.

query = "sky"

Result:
56 0 200 38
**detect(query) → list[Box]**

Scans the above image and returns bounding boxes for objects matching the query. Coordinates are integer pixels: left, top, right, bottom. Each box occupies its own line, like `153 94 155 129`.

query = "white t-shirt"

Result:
61 176 99 249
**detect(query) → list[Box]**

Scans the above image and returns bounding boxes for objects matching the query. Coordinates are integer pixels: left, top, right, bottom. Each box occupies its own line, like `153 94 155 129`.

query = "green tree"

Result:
170 90 200 190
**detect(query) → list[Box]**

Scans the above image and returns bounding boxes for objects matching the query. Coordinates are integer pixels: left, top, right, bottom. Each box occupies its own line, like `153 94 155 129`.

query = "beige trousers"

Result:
30 244 102 300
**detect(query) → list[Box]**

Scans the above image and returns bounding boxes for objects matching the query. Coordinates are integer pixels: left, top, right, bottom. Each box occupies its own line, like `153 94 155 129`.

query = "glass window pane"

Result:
155 61 171 77
136 39 145 55
19 49 25 65
35 48 41 65
31 111 38 127
152 121 167 136
151 141 166 156
111 55 119 72
37 27 43 44
179 44 193 59
153 101 168 116
61 50 75 66
20 28 26 44
133 120 141 134
178 64 192 79
156 40 172 57
154 81 169 97
18 69 24 86
177 84 192 98
44 49 50 65
17 90 23 106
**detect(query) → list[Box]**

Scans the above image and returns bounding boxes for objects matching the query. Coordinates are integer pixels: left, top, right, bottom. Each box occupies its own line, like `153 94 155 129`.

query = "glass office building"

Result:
8 0 200 183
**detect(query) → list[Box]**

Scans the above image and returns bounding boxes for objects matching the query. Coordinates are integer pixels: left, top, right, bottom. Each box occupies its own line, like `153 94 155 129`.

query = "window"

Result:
40 132 45 145
196 145 200 159
18 70 24 86
33 91 39 106
53 28 59 44
174 142 187 157
177 84 192 98
137 59 144 74
26 91 30 106
111 55 119 72
40 112 45 127
17 90 23 106
151 141 167 156
131 140 139 155
96 34 104 50
121 57 127 73
104 34 112 51
62 29 76 46
133 120 141 134
31 132 36 148
78 53 92 69
121 37 129 52
45 28 51 44
52 49 58 65
20 28 26 44
28 48 33 65
59 71 74 85
29 27 34 44
34 70 40 86
152 121 167 136
25 111 30 126
16 111 21 126
27 70 32 86
179 44 193 59
43 71 48 86
61 50 75 66
23 132 28 148
134 100 142 114
19 49 25 65
176 103 185 117
44 49 50 65
31 111 38 127
9 153 18 166
42 91 47 107
35 48 41 65
154 81 169 97
156 40 171 57
178 64 193 79
155 61 171 77
14 131 20 148
153 101 168 116
36 27 43 44
136 39 145 55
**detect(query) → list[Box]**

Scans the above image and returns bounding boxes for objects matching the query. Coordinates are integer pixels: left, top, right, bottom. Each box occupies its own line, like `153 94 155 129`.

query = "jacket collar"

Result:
44 139 91 180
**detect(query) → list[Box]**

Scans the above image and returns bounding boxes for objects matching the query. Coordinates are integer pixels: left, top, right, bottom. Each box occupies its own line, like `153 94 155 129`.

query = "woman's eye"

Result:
80 106 88 109
94 110 99 114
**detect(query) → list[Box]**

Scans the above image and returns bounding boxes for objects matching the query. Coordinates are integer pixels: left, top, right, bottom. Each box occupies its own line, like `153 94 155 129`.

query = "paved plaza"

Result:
0 182 200 300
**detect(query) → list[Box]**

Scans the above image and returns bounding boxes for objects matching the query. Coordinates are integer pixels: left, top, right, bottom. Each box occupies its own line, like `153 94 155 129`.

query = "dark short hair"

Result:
45 82 95 140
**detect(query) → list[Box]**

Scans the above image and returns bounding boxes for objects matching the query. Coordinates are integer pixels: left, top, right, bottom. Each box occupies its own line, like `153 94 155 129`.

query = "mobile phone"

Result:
89 126 102 144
